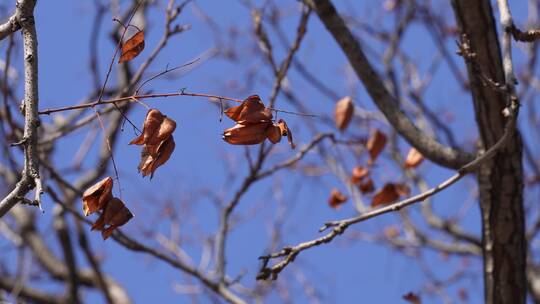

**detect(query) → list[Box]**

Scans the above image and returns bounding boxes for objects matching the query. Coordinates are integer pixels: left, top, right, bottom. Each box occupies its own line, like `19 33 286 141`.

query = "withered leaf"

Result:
335 96 354 131
223 122 271 145
366 129 387 164
359 178 375 193
139 136 176 178
82 177 113 216
371 183 410 207
277 119 295 149
118 31 145 63
328 188 348 208
130 109 176 147
402 292 421 304
404 147 424 169
225 95 273 124
91 197 134 240
266 124 282 144
350 166 369 185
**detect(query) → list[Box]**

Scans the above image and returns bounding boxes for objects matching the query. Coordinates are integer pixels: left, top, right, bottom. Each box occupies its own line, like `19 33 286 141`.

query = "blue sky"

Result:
2 0 537 303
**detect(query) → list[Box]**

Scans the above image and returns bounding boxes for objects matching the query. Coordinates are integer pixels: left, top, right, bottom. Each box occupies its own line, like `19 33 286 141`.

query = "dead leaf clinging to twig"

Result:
82 177 113 216
131 109 176 178
91 197 134 240
366 129 387 164
404 147 424 169
335 96 354 131
118 31 145 63
350 166 369 185
222 95 295 149
277 119 295 149
223 123 270 145
371 183 410 207
328 188 348 208
225 95 273 124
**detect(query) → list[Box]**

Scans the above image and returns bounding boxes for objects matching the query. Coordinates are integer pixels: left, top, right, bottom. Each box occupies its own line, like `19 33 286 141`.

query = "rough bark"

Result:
451 1 526 303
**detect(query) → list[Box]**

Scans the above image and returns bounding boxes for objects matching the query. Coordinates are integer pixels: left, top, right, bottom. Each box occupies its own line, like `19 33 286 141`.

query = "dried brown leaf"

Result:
222 122 271 145
119 31 145 63
371 183 400 207
366 129 387 164
225 95 273 124
82 177 113 216
334 96 354 131
266 124 282 144
402 292 421 304
328 188 348 208
350 166 369 185
404 147 424 169
277 119 295 149
91 197 134 240
139 136 176 178
359 178 375 193
371 183 410 207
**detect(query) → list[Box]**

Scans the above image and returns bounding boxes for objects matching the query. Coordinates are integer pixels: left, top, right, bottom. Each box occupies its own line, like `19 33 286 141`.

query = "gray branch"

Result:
0 0 41 217
304 0 473 169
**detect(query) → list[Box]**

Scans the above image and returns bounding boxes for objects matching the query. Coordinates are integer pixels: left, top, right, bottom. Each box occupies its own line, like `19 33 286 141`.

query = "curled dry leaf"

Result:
266 124 282 144
118 31 145 63
371 183 410 207
91 197 134 240
402 292 421 304
366 129 387 164
404 147 424 169
129 109 176 147
131 109 176 178
82 177 113 216
328 188 348 208
350 166 369 185
359 178 375 193
223 122 270 145
139 136 176 178
222 95 295 149
334 96 354 131
225 95 273 124
277 119 295 149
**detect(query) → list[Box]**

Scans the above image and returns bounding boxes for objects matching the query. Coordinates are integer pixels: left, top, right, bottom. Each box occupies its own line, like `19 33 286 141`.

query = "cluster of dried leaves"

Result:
82 177 133 239
223 95 295 149
328 97 425 209
130 109 177 178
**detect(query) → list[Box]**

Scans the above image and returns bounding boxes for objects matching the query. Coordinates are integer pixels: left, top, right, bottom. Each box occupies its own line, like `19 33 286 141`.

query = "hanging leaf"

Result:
118 31 145 63
350 166 369 185
277 119 295 149
404 147 424 169
225 95 273 124
266 124 282 144
91 197 134 240
402 292 421 304
328 188 348 208
334 96 354 131
138 136 176 178
131 109 177 178
371 183 410 207
359 178 375 193
366 129 387 164
82 177 113 216
223 122 271 145
129 109 176 147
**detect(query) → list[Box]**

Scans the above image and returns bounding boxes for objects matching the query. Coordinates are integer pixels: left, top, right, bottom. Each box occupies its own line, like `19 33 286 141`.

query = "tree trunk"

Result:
451 1 526 303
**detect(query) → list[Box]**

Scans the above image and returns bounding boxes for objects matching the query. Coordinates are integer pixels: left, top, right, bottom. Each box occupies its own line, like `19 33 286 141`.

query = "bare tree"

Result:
1 0 539 303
